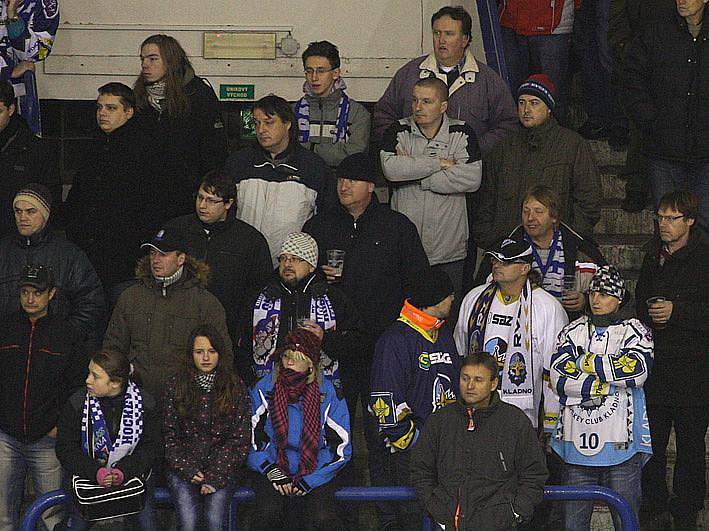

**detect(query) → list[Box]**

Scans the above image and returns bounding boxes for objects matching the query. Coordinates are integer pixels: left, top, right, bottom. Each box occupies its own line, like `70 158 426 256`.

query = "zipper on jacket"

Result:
455 486 463 531
499 451 508 472
22 321 37 437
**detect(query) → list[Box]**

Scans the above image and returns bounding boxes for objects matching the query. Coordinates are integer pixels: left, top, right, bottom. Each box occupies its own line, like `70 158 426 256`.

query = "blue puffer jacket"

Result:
246 374 351 493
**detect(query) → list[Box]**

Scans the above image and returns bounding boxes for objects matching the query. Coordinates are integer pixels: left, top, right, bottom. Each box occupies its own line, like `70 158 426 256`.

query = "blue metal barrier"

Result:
21 485 637 531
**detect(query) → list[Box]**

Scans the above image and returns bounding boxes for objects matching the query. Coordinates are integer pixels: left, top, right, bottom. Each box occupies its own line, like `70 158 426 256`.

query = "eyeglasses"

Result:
304 67 335 77
653 214 685 224
278 255 305 264
194 193 224 206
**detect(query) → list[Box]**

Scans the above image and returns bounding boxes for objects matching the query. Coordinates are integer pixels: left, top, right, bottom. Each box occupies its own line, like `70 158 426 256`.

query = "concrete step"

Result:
600 167 627 200
595 201 654 235
589 140 627 167
597 234 652 271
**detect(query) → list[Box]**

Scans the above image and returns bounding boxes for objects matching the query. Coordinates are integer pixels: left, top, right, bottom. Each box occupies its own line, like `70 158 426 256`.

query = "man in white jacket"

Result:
455 238 568 428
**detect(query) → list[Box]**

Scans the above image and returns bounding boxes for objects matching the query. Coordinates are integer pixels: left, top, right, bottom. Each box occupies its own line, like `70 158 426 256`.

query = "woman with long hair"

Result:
133 34 227 221
55 350 159 529
246 328 351 530
163 324 251 530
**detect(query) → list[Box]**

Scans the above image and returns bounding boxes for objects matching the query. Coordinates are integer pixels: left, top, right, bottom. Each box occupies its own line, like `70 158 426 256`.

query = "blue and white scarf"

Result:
295 78 350 144
525 229 566 299
81 380 143 468
252 293 337 380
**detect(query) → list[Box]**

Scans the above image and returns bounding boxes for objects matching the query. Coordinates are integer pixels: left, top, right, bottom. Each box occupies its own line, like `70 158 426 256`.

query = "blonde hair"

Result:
274 349 317 384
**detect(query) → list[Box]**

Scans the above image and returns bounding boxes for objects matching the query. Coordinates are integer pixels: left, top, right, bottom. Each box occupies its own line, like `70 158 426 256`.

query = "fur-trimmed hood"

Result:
134 254 211 287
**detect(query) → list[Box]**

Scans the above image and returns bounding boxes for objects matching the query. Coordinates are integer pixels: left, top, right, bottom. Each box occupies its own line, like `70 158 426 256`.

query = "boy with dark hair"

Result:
60 82 160 303
294 40 370 169
224 94 335 265
165 170 272 373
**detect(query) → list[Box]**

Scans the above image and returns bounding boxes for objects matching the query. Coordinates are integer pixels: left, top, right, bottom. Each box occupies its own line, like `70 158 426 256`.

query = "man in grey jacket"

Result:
294 41 370 169
380 77 481 300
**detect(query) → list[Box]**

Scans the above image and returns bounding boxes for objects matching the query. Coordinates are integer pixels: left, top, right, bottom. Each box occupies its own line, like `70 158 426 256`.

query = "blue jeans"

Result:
564 453 643 531
647 157 709 242
501 27 571 124
167 472 231 531
0 428 64 530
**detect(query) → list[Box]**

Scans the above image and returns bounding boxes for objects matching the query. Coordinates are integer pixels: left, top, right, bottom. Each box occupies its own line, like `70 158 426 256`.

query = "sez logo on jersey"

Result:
418 351 452 370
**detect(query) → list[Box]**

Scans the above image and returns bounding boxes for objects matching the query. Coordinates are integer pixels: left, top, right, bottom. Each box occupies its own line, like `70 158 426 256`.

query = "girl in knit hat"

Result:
163 324 252 530
246 328 351 530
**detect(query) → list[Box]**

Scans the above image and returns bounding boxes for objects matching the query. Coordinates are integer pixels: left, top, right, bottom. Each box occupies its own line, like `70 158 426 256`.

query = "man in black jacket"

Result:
236 231 364 388
0 81 58 237
0 265 86 530
621 0 709 241
165 170 272 358
411 352 548 531
636 191 709 529
59 82 161 304
0 184 106 351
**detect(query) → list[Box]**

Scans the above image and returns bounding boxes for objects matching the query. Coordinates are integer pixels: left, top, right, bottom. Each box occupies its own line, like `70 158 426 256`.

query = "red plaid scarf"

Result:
271 368 321 481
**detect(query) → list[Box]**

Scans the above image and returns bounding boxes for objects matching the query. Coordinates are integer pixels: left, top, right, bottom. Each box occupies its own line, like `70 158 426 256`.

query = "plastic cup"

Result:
646 296 668 329
326 249 345 279
562 275 577 297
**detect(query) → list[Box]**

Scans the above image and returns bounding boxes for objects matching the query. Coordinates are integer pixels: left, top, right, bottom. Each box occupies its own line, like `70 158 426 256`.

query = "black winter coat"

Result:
0 312 87 442
635 233 709 405
303 197 429 346
0 114 59 237
236 270 365 386
0 227 106 349
60 119 162 288
134 73 227 221
621 9 709 161
410 394 548 530
56 386 159 481
164 211 272 344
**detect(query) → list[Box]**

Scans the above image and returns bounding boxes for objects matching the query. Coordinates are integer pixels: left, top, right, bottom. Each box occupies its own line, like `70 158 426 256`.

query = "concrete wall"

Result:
38 0 484 101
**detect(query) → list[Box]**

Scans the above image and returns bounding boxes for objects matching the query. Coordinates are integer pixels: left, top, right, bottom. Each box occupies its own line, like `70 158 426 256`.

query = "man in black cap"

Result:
0 265 86 530
103 227 231 401
369 268 462 530
0 183 105 351
455 239 567 431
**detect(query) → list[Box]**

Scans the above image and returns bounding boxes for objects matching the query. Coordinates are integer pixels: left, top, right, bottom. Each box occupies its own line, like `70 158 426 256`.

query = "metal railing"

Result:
21 485 638 531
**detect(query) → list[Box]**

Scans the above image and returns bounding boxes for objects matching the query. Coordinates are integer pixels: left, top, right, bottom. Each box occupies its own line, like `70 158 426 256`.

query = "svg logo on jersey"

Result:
419 351 452 370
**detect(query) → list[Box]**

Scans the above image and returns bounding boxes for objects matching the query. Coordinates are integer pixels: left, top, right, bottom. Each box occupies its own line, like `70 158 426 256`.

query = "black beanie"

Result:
336 153 376 183
409 268 454 308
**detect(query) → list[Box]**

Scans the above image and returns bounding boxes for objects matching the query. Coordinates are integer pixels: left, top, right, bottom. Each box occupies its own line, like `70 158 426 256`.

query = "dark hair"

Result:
98 82 136 111
302 40 340 69
461 351 499 381
657 190 699 222
199 169 236 203
522 185 561 222
174 324 240 419
414 77 449 102
0 81 16 108
431 5 473 41
134 34 191 118
253 94 297 146
91 351 131 386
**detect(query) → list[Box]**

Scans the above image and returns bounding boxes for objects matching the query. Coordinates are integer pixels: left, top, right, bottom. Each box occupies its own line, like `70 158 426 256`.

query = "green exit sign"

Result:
220 84 255 100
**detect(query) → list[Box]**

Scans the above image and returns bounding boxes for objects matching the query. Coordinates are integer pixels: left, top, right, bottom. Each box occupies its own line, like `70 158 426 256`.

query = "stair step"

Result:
595 201 654 235
589 139 627 166
597 234 652 271
600 168 627 200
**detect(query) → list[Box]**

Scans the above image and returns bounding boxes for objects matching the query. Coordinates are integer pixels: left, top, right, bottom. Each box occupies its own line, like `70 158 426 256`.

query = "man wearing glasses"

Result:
636 190 709 529
294 41 370 169
164 170 271 382
236 232 364 388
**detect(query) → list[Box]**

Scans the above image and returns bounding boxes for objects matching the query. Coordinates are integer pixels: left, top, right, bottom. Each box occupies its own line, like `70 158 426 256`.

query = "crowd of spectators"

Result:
0 2 707 530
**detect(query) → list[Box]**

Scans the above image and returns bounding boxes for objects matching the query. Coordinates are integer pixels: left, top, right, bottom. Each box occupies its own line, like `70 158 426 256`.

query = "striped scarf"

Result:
294 79 350 144
271 368 320 481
